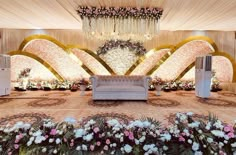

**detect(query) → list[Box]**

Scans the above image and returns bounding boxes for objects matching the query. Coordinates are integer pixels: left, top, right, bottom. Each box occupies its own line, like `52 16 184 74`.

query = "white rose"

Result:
27 140 32 146
188 139 192 144
42 147 47 153
207 138 213 143
53 149 57 154
82 144 88 151
49 138 54 143
83 133 93 142
76 146 81 151
124 144 132 153
56 138 61 144
192 142 199 151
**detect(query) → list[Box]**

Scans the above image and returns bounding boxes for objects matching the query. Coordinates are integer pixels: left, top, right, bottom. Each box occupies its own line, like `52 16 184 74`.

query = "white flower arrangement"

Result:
0 113 236 154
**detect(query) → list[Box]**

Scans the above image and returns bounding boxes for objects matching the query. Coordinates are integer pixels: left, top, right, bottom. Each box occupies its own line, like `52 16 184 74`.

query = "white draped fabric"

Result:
0 0 236 31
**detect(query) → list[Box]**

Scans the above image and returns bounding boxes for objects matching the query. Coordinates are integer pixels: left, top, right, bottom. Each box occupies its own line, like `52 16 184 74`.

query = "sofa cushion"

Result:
96 85 145 92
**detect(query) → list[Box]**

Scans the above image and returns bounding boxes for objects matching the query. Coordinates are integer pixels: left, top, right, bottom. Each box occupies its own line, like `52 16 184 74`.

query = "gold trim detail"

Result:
212 52 236 82
66 45 115 75
11 34 236 82
19 35 115 75
125 45 174 75
8 51 64 81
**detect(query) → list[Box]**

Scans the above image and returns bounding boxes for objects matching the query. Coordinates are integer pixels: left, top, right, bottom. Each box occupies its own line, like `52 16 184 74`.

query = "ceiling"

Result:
0 0 236 31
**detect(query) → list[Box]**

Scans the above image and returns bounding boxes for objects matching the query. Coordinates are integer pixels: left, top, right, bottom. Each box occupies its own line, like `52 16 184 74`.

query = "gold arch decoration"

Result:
125 45 174 75
9 34 236 82
19 35 94 76
147 36 218 76
8 51 64 81
66 45 115 75
19 34 115 75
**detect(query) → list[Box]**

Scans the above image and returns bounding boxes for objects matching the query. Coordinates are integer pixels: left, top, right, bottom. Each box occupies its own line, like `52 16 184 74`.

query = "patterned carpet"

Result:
0 90 236 125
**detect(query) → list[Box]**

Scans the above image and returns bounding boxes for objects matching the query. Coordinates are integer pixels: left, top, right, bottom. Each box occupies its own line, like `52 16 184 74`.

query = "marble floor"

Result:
0 90 236 126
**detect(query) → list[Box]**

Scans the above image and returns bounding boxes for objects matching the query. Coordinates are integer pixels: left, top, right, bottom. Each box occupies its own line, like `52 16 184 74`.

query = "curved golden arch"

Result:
66 45 116 75
125 45 174 75
176 52 236 82
212 52 236 82
8 51 64 82
19 34 115 75
147 36 218 76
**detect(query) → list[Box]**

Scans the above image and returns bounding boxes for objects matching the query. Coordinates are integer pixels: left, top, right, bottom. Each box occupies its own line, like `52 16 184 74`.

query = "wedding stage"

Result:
1 90 236 126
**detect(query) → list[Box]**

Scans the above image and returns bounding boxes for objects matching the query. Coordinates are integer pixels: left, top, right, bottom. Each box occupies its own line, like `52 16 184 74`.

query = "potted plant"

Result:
152 76 164 96
78 78 89 95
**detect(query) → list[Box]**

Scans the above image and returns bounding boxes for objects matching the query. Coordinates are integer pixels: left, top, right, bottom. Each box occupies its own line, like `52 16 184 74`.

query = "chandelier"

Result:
77 6 163 42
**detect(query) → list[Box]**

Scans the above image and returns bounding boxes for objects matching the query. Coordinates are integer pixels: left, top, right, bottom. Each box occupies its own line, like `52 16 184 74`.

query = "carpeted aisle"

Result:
0 90 236 126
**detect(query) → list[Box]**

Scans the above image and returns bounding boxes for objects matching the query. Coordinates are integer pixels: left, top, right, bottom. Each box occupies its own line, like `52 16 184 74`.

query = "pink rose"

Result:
106 139 111 144
19 133 23 139
70 142 74 147
14 144 19 149
178 136 185 142
93 127 100 133
124 130 129 137
50 129 57 135
45 135 49 139
128 132 134 140
224 125 234 133
90 145 95 151
71 139 74 143
64 138 67 142
227 132 234 138
8 152 12 155
103 145 109 151
15 139 19 143
96 141 101 146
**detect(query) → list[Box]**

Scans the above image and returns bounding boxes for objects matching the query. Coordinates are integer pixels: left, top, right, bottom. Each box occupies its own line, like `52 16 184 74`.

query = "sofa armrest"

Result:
90 76 98 90
143 76 152 90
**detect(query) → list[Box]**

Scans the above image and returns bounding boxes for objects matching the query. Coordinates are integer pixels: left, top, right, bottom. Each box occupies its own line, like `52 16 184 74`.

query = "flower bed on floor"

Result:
0 112 235 155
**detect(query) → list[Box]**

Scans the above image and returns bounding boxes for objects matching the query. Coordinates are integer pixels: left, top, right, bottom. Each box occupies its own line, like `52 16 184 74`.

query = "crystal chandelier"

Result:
77 6 163 42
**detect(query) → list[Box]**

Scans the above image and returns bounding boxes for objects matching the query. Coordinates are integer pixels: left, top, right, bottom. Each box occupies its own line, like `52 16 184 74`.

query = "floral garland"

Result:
97 40 147 55
77 6 163 20
0 112 236 154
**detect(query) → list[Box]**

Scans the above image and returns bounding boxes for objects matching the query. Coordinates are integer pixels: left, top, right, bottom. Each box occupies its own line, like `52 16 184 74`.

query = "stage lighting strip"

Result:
8 51 64 81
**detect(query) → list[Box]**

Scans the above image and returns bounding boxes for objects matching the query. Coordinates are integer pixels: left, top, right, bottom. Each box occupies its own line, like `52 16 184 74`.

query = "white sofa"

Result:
90 75 151 100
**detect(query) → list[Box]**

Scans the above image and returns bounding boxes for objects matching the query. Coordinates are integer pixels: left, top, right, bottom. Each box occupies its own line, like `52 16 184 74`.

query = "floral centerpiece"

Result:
97 40 147 56
15 68 31 91
152 76 164 86
41 81 52 91
78 78 89 86
170 81 178 91
181 81 195 91
0 112 236 155
211 71 221 92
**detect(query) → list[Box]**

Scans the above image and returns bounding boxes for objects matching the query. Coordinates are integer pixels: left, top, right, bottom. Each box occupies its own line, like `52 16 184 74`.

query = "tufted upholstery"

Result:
90 75 151 100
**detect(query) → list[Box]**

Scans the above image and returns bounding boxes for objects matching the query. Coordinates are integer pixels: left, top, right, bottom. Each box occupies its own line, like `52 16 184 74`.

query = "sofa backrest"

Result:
96 75 145 86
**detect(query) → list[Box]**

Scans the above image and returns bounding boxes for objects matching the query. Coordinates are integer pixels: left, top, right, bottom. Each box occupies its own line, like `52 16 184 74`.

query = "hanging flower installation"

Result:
77 6 163 41
77 6 163 20
97 40 147 56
